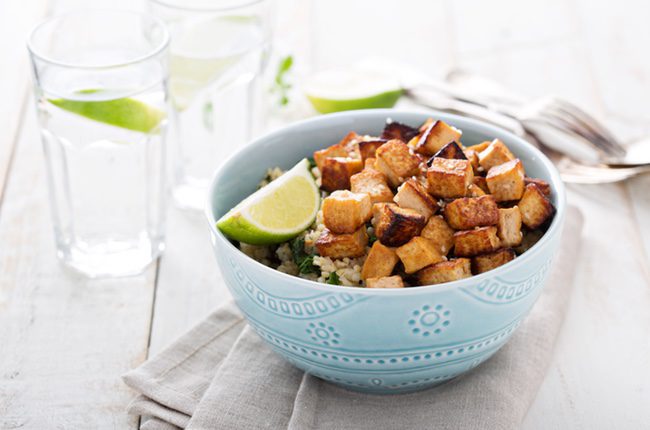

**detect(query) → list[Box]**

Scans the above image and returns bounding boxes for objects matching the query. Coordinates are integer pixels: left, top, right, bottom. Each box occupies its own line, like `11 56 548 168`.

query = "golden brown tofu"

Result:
396 237 444 274
381 121 419 143
465 140 492 153
524 177 551 196
361 241 399 280
375 203 426 247
359 140 387 161
433 141 467 160
394 178 438 220
518 183 555 229
444 195 499 230
415 120 462 156
313 131 360 170
497 207 523 247
478 139 515 171
366 275 405 289
350 169 394 204
421 215 455 256
364 157 378 170
427 158 474 198
315 226 368 259
322 190 372 234
418 259 472 285
473 176 490 193
418 118 435 132
464 149 480 172
375 140 422 187
467 184 486 197
486 158 526 202
453 226 500 257
472 248 516 274
320 157 363 192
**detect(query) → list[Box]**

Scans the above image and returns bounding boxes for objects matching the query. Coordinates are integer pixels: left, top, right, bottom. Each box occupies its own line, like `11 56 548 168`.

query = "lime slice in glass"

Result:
217 159 320 245
49 91 165 133
303 68 403 114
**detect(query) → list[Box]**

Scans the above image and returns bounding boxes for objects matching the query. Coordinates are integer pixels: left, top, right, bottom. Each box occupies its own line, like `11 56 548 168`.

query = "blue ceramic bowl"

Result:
206 109 566 394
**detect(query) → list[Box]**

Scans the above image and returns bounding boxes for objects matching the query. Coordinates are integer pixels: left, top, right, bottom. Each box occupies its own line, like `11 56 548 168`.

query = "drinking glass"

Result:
149 0 273 210
27 10 170 278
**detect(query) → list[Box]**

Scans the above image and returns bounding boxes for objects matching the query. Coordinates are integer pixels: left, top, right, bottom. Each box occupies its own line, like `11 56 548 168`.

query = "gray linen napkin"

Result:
124 206 583 430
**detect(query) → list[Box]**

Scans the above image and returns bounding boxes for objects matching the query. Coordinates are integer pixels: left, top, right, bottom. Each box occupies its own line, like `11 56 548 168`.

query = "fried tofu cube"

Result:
364 157 378 170
524 177 551 196
421 215 455 256
433 141 467 160
497 207 523 247
415 120 462 156
478 139 515 170
395 237 444 274
350 169 394 204
359 140 387 161
315 226 368 259
518 183 555 229
322 190 372 234
466 140 491 153
418 259 471 285
320 157 363 192
464 149 480 172
427 158 474 198
366 275 404 289
313 131 360 170
394 178 438 220
444 195 499 230
453 226 500 257
381 121 419 143
375 140 422 187
467 184 486 197
472 248 516 274
473 176 489 193
361 241 399 280
486 158 526 202
375 203 426 247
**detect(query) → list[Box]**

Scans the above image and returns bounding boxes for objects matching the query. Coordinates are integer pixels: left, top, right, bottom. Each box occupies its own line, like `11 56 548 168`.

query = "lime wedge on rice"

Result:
303 68 403 114
49 90 165 133
217 158 320 245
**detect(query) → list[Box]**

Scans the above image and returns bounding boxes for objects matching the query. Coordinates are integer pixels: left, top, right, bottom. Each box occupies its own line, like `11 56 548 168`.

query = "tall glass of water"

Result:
27 11 170 278
149 0 273 210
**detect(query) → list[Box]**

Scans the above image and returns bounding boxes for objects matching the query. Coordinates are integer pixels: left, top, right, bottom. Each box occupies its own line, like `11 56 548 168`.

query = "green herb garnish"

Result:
291 237 317 274
271 55 293 106
307 157 316 169
368 230 377 245
327 272 340 285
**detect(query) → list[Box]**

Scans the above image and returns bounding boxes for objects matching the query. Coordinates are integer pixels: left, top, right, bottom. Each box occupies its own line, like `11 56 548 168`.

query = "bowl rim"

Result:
205 108 566 295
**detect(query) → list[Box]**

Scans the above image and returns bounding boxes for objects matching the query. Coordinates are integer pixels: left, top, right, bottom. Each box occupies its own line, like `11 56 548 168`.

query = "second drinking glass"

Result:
150 0 273 210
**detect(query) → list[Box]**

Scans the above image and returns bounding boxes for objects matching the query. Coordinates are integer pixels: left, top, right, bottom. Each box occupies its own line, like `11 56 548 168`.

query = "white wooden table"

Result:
1 0 649 428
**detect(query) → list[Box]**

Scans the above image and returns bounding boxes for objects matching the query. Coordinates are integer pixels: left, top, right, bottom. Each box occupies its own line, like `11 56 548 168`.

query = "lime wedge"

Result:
217 159 320 245
49 94 165 133
303 68 403 114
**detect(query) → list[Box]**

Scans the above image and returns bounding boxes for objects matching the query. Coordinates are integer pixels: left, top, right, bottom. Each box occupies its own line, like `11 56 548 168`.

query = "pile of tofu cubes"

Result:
313 118 555 288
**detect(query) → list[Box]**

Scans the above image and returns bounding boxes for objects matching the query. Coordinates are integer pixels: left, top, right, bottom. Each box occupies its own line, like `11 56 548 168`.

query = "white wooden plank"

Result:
310 0 453 74
147 207 228 355
571 0 650 123
0 0 48 203
0 104 156 429
446 0 575 56
523 184 650 430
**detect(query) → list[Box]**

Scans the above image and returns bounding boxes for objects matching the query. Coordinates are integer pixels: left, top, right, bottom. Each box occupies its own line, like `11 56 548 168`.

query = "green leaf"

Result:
271 55 294 107
291 237 317 274
327 272 340 285
368 230 377 245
